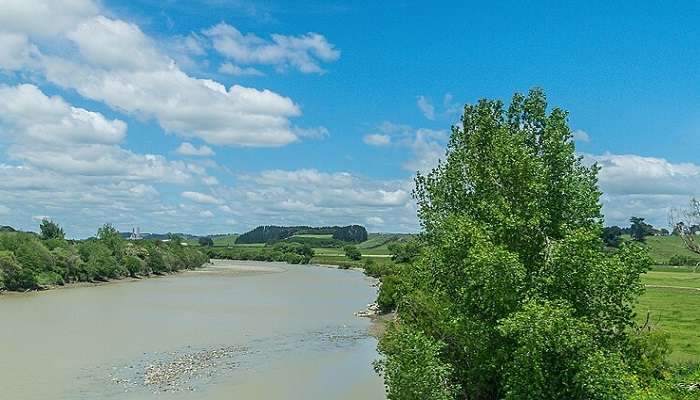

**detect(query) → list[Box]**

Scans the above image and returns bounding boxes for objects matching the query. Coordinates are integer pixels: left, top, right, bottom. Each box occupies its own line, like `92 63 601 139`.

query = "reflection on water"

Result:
0 260 386 400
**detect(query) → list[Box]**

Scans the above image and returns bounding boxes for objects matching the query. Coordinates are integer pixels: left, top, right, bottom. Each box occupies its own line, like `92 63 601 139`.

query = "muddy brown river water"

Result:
0 260 386 399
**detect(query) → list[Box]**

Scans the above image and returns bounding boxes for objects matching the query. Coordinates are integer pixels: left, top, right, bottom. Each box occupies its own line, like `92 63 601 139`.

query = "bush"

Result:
0 250 36 290
343 245 362 260
123 255 144 277
376 326 459 400
668 254 700 266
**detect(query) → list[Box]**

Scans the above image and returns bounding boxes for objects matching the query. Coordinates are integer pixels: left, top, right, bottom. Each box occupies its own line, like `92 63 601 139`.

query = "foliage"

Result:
198 236 214 247
668 254 700 266
603 226 624 248
343 245 362 260
39 218 65 240
631 217 656 242
235 224 368 244
379 89 658 399
0 250 36 290
0 222 208 291
375 325 459 400
387 239 421 263
207 242 314 264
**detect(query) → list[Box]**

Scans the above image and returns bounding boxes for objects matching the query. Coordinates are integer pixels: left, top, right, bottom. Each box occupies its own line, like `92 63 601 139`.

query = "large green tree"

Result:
377 89 653 399
39 218 64 240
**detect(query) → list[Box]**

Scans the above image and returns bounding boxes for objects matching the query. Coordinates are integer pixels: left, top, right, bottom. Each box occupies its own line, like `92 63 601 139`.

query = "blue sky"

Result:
1 0 699 237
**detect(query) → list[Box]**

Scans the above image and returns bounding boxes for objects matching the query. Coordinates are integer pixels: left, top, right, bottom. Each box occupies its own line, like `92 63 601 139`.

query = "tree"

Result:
198 236 214 247
380 89 653 399
97 223 124 258
630 217 655 242
343 245 362 260
388 240 421 263
40 218 64 240
0 250 36 290
602 226 623 248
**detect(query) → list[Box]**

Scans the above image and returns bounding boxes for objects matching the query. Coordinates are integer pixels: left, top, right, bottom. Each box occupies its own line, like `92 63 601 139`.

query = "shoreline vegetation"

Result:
0 221 208 293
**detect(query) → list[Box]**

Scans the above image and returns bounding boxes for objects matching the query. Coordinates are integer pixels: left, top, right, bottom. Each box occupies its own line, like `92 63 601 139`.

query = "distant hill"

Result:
236 225 368 245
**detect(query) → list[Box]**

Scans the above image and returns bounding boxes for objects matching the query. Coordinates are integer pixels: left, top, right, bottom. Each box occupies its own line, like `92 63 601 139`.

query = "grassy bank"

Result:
639 270 700 363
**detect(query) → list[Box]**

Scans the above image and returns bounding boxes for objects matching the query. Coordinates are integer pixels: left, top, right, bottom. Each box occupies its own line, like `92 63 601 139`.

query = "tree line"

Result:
235 225 368 244
0 220 208 291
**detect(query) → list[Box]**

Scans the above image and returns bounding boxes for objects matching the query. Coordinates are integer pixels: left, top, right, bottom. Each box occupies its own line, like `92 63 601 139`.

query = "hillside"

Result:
625 235 700 265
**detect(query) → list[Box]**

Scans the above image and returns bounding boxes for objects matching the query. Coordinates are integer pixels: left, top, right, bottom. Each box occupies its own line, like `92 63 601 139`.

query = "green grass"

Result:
625 234 700 265
638 270 700 363
311 254 396 269
210 234 239 247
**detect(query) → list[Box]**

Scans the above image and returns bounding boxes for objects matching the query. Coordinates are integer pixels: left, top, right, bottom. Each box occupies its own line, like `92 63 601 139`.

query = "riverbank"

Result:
0 261 213 296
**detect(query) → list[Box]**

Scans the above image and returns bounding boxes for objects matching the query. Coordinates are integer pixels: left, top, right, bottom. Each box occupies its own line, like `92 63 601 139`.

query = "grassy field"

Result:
210 234 239 247
640 235 700 265
639 270 700 363
311 254 396 269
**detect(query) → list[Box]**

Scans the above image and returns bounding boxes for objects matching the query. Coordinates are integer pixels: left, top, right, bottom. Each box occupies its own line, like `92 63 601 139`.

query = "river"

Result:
0 260 387 399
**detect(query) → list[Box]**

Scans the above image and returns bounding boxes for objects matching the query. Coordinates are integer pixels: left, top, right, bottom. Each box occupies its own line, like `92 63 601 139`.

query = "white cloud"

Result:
182 191 224 205
0 0 100 37
363 122 448 174
585 153 700 227
0 84 191 183
366 216 384 225
294 126 329 140
417 95 435 120
0 33 38 71
573 129 591 142
0 205 10 215
443 93 461 115
218 62 264 76
402 129 447 173
0 84 126 145
0 5 306 148
204 23 340 74
217 169 417 231
202 176 219 186
176 142 215 157
363 134 391 146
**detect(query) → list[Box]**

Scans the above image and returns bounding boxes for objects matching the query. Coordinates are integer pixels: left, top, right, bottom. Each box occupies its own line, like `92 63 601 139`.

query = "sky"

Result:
1 0 700 237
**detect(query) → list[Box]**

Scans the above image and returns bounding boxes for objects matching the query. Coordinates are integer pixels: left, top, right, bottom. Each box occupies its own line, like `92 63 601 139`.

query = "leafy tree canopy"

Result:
378 89 654 399
40 218 64 241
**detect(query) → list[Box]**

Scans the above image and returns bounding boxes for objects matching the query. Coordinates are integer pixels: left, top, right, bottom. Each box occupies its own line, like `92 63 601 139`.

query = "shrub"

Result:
343 245 362 261
0 250 36 290
668 254 700 266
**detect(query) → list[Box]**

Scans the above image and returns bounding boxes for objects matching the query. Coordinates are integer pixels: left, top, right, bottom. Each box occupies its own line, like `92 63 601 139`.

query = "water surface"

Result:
0 260 386 399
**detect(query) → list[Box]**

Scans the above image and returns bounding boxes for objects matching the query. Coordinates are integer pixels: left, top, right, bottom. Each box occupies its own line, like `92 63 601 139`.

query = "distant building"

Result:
128 227 143 240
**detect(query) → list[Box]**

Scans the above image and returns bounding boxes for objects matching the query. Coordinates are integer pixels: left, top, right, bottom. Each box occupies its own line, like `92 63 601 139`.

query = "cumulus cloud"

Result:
218 62 265 76
182 191 224 205
0 0 100 37
417 95 435 120
294 126 330 140
213 169 418 231
573 129 591 142
176 142 215 157
585 153 700 227
0 84 126 145
204 23 340 74
0 33 39 71
0 84 191 183
363 134 391 146
0 3 305 148
363 121 448 174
